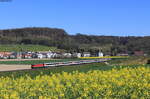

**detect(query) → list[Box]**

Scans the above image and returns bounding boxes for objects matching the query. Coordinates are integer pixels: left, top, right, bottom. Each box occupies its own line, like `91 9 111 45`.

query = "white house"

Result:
63 53 72 58
52 53 57 58
83 52 90 57
46 52 54 58
77 53 81 58
98 52 103 57
37 53 43 59
72 53 81 58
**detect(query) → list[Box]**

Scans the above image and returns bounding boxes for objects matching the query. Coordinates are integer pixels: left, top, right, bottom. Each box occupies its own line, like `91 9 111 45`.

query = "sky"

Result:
0 0 150 36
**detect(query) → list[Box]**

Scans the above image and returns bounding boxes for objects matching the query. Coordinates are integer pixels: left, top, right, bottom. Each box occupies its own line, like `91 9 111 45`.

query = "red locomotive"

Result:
31 64 45 69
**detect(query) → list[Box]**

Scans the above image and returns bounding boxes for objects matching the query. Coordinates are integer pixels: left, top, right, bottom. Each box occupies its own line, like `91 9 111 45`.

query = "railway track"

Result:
0 58 111 72
31 58 111 69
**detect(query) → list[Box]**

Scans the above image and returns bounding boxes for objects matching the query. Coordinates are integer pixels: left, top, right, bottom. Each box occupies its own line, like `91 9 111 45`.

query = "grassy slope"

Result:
109 56 149 66
0 45 61 52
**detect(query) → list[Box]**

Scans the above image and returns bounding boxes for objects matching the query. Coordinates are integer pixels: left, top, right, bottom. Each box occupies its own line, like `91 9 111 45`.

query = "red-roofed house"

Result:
134 51 144 56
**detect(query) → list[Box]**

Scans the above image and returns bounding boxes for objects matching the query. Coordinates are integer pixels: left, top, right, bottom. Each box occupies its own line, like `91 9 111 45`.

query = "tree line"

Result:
0 27 150 55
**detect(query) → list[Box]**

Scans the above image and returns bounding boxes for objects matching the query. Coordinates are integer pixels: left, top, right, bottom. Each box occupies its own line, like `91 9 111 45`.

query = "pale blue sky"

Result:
0 0 150 36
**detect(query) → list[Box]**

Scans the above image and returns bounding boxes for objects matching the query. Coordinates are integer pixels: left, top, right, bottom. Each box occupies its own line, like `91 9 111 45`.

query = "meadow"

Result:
0 45 60 52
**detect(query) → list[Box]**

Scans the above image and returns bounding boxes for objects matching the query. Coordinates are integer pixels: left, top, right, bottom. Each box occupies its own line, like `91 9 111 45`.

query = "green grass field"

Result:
109 56 149 65
0 44 61 52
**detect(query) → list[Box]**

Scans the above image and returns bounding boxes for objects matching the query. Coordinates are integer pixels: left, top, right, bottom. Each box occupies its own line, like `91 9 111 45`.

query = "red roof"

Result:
134 51 144 56
0 52 12 55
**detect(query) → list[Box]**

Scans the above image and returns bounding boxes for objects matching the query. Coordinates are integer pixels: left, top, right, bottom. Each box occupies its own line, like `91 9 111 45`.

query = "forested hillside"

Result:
0 27 150 55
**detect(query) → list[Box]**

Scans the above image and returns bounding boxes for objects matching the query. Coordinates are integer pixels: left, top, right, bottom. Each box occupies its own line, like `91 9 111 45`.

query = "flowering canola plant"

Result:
0 66 150 99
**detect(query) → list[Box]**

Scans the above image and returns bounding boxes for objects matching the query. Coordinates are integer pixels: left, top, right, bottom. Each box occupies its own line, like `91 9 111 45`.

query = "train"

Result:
31 58 110 69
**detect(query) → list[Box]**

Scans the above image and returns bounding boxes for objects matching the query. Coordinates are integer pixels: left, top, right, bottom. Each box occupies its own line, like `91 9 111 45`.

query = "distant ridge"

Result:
0 27 150 55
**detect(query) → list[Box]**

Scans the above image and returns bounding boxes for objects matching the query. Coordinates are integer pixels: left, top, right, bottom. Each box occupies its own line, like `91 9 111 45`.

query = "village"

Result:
0 51 104 59
0 50 146 59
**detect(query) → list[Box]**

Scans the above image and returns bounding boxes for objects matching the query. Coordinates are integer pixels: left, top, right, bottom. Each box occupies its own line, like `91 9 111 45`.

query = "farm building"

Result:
0 52 13 59
82 52 91 57
97 52 104 57
117 53 129 56
72 53 81 58
134 51 144 56
62 53 72 58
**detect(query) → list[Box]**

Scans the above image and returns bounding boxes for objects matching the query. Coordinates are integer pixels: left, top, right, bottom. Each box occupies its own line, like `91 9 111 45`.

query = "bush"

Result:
147 59 150 64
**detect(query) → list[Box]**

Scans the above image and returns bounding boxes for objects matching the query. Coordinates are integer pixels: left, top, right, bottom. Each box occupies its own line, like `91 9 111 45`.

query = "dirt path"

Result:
0 64 31 71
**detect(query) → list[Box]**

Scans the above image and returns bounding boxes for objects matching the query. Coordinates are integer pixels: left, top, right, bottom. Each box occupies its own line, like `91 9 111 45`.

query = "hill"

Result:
0 45 61 52
0 27 150 55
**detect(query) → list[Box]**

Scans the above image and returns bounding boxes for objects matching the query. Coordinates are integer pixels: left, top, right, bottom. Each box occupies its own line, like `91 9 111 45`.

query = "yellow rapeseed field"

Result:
0 66 150 99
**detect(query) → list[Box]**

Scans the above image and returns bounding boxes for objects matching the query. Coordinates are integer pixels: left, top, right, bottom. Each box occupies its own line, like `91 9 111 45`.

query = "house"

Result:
50 52 61 58
72 53 81 58
82 52 91 57
51 52 57 58
97 52 103 57
62 53 72 58
31 53 38 58
134 51 144 56
0 52 12 59
9 54 16 59
117 53 129 56
46 52 53 58
22 52 33 59
37 53 43 59
24 54 32 59
41 53 47 58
